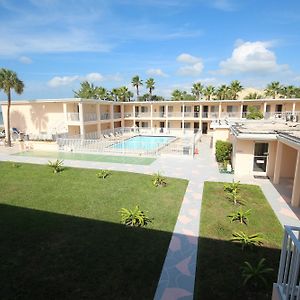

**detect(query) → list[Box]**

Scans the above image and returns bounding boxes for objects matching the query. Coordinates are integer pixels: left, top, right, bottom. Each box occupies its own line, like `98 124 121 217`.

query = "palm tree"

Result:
145 78 155 97
216 85 230 100
171 89 183 101
95 86 108 100
74 81 97 99
191 82 204 100
244 92 264 100
111 88 120 101
281 85 296 98
229 80 243 100
203 85 215 100
131 75 143 99
264 81 282 99
0 68 24 147
118 86 133 102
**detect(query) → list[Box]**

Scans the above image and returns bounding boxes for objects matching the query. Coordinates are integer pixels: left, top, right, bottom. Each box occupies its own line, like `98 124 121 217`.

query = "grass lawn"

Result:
14 150 156 165
194 182 283 300
0 161 188 300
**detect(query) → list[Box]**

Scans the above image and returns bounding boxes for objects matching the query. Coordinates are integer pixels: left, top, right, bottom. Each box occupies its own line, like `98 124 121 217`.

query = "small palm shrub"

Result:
152 172 167 187
228 209 251 225
48 159 64 173
231 231 263 250
224 180 242 205
241 258 273 286
96 170 110 179
120 206 152 227
215 140 232 162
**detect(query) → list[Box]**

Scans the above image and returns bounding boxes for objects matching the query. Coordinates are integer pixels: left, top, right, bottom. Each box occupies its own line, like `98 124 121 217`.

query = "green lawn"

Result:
194 182 283 300
14 150 156 165
0 162 188 300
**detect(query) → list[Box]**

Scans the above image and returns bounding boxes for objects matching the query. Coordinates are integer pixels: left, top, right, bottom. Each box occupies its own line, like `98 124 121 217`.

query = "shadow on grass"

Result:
0 203 173 300
194 236 281 300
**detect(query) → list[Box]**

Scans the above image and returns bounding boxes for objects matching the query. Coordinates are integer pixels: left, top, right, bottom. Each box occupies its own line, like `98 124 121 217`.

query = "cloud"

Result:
212 0 235 11
48 76 79 87
177 63 204 76
85 72 104 82
218 41 289 75
146 68 168 77
19 56 32 64
176 53 201 64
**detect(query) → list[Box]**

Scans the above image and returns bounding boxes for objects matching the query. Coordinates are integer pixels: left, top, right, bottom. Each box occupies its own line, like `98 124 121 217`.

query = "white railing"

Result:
100 112 110 120
274 226 300 300
67 113 80 121
113 112 122 119
222 112 240 118
83 112 97 122
136 112 151 118
124 112 132 118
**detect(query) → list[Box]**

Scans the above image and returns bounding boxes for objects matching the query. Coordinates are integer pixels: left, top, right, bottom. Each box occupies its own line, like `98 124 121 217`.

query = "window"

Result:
141 106 148 113
141 122 148 128
168 106 173 112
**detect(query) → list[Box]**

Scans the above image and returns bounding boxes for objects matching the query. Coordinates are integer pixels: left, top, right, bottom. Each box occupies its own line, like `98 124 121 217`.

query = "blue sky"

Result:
0 0 300 100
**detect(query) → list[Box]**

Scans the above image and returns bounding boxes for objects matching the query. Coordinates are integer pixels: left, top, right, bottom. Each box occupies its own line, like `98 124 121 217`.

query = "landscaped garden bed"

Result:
0 161 188 299
194 181 283 300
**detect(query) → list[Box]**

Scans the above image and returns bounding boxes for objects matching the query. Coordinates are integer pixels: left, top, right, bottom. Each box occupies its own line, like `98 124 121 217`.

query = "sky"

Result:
0 0 300 101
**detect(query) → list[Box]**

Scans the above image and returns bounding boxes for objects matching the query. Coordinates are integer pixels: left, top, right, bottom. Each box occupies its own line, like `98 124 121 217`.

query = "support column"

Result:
133 105 136 128
292 102 296 115
96 104 101 135
182 103 185 134
263 102 267 118
78 102 85 138
273 142 283 184
218 103 222 119
121 104 125 128
240 104 243 119
165 105 168 130
62 103 68 133
292 150 300 207
150 104 153 131
110 104 114 130
199 105 203 132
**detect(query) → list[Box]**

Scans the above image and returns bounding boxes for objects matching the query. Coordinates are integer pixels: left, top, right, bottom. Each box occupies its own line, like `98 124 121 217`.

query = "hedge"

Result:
215 140 232 162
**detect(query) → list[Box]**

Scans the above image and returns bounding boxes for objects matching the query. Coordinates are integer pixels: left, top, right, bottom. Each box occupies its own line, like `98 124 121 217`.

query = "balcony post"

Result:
165 105 168 130
263 102 267 118
96 104 101 135
121 104 125 128
292 150 300 207
78 102 85 139
182 103 185 134
273 142 283 184
110 104 114 130
292 102 296 115
240 104 243 119
218 103 222 119
150 104 153 131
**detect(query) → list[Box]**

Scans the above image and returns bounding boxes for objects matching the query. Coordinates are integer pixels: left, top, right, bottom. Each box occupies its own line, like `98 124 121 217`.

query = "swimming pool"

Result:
112 135 175 151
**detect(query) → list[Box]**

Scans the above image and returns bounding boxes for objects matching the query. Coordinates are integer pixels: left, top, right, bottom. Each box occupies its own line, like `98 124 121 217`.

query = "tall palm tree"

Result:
229 80 243 100
191 82 204 100
264 81 282 99
244 92 263 100
111 88 120 101
95 86 108 100
216 85 230 100
171 89 183 101
145 78 155 96
131 75 143 98
281 85 296 98
203 85 215 100
118 86 133 102
0 68 24 147
74 81 97 99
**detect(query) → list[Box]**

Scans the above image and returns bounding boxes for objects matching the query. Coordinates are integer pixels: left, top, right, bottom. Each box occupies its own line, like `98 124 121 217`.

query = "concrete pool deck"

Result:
1 135 300 299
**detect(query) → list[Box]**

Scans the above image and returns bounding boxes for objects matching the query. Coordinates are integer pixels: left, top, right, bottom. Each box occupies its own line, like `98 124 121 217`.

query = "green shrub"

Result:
241 258 273 287
96 170 110 179
152 172 167 187
231 231 264 250
224 181 242 205
215 140 232 162
48 159 64 173
228 209 251 225
119 206 152 227
246 106 264 120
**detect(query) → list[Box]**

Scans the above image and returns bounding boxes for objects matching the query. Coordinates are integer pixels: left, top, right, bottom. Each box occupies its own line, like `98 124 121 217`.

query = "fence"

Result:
274 225 300 300
57 127 196 157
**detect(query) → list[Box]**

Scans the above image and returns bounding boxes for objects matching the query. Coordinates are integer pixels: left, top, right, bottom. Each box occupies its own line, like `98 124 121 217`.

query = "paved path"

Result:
1 137 300 299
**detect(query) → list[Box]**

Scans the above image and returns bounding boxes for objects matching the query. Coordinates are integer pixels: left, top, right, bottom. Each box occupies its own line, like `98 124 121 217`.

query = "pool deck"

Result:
1 136 300 299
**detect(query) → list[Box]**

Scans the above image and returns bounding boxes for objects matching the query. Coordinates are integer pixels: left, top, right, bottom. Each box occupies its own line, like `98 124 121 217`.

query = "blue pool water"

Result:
112 135 175 151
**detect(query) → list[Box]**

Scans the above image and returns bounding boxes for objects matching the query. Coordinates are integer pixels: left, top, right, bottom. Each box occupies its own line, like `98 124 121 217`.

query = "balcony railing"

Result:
136 112 151 118
273 226 300 300
83 112 97 122
67 113 80 121
100 112 111 120
113 112 122 119
167 112 182 118
124 112 132 118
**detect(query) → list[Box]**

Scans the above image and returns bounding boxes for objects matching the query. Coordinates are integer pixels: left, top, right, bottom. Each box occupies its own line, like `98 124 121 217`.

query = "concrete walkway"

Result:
1 136 300 299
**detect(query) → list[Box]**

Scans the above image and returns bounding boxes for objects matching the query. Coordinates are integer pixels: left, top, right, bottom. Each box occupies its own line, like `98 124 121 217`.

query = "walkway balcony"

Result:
167 112 183 118
83 112 97 122
100 112 111 120
136 112 151 118
67 113 80 122
202 112 219 119
273 226 300 300
124 112 132 118
113 112 122 119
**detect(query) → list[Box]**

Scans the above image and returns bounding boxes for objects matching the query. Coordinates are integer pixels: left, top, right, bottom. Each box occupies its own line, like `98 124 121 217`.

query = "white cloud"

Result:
193 77 218 85
218 41 289 74
84 72 103 82
19 56 32 64
176 53 201 64
177 62 204 76
146 68 168 77
48 76 79 87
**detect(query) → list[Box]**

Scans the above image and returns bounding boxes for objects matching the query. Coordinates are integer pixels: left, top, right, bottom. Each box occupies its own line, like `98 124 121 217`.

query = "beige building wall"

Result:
266 141 277 178
212 128 230 151
232 139 254 176
1 102 65 135
281 144 297 178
